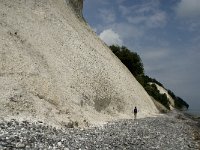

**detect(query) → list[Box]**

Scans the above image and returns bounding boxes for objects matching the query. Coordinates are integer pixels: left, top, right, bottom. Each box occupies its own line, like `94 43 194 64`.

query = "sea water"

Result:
187 108 200 117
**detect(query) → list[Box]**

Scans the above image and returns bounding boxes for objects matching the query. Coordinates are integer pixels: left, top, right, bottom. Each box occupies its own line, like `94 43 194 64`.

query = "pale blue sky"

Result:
83 0 200 110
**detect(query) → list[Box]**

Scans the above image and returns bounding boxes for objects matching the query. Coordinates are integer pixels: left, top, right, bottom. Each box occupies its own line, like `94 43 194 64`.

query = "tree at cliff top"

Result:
109 45 144 77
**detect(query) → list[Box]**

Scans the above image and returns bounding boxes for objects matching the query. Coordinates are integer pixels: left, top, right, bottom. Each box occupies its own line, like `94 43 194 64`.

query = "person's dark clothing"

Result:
134 107 137 119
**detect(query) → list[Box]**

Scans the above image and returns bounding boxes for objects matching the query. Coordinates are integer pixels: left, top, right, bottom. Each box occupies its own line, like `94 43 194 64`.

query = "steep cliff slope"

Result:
0 0 158 127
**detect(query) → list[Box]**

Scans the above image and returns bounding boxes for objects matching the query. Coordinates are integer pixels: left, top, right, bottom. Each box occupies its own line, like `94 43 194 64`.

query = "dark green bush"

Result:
144 84 170 109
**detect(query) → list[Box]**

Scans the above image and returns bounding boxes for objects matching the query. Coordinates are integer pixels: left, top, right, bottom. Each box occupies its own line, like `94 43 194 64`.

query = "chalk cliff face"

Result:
0 0 158 127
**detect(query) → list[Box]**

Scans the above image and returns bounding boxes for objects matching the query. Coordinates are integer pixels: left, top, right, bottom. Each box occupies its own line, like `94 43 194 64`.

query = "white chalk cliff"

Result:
0 0 158 127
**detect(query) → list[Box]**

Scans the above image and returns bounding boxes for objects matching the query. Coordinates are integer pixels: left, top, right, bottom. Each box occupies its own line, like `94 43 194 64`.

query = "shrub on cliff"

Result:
144 83 170 109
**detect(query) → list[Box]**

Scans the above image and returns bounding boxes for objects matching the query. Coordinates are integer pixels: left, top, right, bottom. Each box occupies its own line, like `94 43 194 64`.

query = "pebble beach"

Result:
0 111 199 150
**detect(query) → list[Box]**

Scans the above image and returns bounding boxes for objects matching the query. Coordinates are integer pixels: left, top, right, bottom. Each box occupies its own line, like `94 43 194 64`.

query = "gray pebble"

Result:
0 114 199 150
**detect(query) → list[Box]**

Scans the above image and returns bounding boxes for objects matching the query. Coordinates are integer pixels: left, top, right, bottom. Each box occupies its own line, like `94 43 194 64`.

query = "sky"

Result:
83 0 200 110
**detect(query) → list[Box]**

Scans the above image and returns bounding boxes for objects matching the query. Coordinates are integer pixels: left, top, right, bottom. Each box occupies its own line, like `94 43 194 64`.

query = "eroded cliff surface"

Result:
0 0 158 127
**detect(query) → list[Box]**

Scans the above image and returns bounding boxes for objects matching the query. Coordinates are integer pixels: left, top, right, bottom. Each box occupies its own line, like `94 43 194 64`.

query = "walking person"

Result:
133 106 137 119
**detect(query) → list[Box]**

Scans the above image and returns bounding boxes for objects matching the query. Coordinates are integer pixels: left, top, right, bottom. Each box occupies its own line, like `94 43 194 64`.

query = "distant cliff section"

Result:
151 83 189 113
109 45 189 113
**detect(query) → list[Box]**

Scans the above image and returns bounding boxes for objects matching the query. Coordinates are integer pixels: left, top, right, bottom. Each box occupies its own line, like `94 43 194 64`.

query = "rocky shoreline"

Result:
0 112 199 150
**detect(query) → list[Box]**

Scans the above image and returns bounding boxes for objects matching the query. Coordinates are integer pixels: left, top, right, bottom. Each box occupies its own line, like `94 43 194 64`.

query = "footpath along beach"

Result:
0 111 199 150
